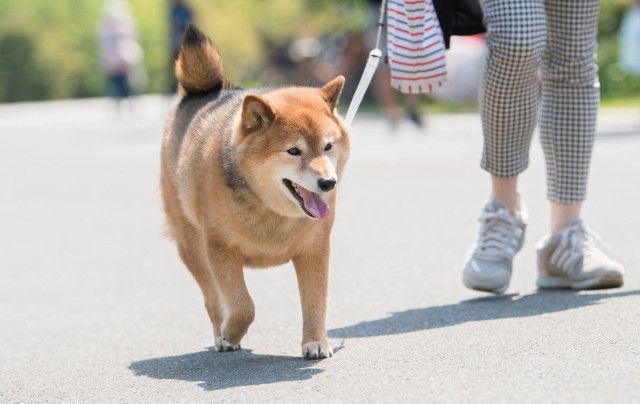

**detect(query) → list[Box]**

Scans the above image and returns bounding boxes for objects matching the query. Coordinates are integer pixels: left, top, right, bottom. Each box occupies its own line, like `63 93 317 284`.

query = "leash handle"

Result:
345 48 382 125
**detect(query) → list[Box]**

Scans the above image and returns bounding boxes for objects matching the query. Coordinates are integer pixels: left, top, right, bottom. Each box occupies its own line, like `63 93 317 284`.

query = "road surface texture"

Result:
1 97 639 402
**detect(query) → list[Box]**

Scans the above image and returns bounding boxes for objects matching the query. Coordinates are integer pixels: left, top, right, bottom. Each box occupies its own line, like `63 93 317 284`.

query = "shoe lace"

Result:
549 221 611 274
474 209 522 260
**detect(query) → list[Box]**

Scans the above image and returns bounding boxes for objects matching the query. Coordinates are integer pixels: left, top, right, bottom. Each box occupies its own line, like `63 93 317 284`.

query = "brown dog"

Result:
160 25 350 359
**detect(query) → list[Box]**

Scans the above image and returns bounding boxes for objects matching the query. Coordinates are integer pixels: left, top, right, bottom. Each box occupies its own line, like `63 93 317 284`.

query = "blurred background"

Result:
1 3 640 400
0 0 366 103
0 0 638 112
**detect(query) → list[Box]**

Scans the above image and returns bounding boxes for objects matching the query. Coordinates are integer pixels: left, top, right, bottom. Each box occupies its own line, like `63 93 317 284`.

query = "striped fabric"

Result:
387 0 447 93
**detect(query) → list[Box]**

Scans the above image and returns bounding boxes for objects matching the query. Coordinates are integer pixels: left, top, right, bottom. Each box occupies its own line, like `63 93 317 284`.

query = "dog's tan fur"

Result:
160 25 350 358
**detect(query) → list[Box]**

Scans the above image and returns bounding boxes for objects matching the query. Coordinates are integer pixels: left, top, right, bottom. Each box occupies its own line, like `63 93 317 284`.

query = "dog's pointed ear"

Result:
321 75 345 111
241 94 276 133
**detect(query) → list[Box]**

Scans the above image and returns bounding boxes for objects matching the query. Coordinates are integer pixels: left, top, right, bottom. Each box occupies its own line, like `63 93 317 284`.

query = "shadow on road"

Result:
598 128 640 137
129 347 326 391
329 289 640 338
129 291 638 390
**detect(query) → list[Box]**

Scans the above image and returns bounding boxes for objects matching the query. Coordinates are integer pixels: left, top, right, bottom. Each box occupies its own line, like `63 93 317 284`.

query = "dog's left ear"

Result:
321 75 345 111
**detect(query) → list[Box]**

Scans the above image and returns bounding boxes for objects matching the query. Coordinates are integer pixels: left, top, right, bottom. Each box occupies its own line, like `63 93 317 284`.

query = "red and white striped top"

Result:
387 0 447 94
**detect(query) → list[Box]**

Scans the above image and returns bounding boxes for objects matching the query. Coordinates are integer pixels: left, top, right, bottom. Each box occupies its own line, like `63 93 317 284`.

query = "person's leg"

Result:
537 0 624 289
405 93 424 128
491 176 520 213
540 0 600 231
480 0 547 212
549 202 582 233
372 65 403 123
463 0 546 293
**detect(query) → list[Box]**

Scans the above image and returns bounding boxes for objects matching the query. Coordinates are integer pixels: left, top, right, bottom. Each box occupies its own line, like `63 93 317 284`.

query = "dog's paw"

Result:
214 336 241 352
302 340 333 360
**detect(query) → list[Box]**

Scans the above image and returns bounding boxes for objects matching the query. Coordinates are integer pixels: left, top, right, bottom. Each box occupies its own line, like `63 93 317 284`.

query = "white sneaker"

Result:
537 219 624 290
463 198 527 294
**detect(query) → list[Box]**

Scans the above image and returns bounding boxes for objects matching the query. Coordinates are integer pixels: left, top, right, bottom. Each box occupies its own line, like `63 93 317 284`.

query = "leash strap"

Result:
344 0 387 125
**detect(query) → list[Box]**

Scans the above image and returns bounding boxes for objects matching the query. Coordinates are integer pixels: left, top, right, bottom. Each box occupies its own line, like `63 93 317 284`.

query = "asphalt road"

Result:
1 97 639 403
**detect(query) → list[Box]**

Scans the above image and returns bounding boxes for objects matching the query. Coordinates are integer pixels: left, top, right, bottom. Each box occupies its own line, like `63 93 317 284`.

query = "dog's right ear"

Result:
321 75 345 111
241 94 276 133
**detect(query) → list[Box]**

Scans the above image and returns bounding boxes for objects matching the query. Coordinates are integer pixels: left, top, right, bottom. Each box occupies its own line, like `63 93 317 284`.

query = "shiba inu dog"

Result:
160 25 350 359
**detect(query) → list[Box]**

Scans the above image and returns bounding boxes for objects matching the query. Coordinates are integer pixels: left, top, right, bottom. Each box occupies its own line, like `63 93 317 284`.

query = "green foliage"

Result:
598 0 640 100
0 0 366 102
0 0 104 100
0 33 52 102
0 0 637 103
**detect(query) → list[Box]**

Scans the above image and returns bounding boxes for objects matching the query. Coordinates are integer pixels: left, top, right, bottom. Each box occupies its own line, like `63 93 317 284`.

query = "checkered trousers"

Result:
479 0 600 203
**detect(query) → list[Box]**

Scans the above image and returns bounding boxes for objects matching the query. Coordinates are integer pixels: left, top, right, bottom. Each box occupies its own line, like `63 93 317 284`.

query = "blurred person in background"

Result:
368 0 424 129
429 35 487 103
462 0 625 294
98 0 145 113
169 0 194 92
620 0 640 76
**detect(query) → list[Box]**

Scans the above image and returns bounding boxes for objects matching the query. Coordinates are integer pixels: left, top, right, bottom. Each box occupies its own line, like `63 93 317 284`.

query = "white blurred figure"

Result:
98 0 146 115
431 35 487 103
620 0 640 75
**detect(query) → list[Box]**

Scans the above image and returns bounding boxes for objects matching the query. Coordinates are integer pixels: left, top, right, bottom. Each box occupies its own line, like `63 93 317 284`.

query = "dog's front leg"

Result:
293 246 332 359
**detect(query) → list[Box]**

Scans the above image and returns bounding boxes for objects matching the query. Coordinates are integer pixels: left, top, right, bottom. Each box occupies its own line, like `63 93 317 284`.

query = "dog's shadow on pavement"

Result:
328 289 640 338
129 347 333 391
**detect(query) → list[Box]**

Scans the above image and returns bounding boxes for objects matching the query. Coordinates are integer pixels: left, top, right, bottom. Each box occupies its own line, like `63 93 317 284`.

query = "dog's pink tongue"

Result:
297 187 330 219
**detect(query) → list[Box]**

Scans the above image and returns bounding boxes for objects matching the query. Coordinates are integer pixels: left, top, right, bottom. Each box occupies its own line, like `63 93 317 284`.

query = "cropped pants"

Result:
479 0 600 203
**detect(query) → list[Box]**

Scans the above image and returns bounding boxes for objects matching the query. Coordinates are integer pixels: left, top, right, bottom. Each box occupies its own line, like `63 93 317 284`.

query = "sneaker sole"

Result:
537 273 624 290
463 277 509 294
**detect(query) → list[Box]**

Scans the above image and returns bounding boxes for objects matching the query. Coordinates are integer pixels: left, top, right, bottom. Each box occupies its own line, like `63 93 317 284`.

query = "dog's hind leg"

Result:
293 244 333 360
175 226 225 349
204 236 254 350
162 176 226 349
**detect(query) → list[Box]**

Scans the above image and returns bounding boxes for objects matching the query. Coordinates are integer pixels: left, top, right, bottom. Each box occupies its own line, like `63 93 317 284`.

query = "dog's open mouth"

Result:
283 179 330 219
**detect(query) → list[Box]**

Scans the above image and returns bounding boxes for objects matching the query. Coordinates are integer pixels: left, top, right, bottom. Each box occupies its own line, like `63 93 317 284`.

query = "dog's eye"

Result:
287 147 302 156
324 143 333 151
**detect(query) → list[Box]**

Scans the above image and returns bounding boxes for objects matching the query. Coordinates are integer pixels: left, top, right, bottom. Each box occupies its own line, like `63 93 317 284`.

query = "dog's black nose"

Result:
317 178 337 192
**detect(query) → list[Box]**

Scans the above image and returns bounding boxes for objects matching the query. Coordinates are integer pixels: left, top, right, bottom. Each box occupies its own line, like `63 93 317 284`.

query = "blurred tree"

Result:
0 33 52 102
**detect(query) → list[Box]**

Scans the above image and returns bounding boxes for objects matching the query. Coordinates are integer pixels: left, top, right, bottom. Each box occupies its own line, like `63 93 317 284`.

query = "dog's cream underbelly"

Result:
224 221 312 269
231 234 300 269
244 254 292 269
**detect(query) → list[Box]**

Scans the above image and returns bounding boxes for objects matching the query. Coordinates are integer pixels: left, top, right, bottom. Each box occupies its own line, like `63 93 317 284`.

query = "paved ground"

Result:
1 97 639 403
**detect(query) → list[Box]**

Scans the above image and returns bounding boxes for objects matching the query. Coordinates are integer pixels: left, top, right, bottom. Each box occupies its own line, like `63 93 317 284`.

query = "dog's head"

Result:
233 76 351 219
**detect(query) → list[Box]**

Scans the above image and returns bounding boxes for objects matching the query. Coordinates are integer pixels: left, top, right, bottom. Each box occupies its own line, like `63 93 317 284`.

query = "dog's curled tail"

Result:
175 24 225 95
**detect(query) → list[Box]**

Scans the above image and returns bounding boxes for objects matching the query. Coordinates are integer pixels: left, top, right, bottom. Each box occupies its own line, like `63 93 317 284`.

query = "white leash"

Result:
344 0 387 125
